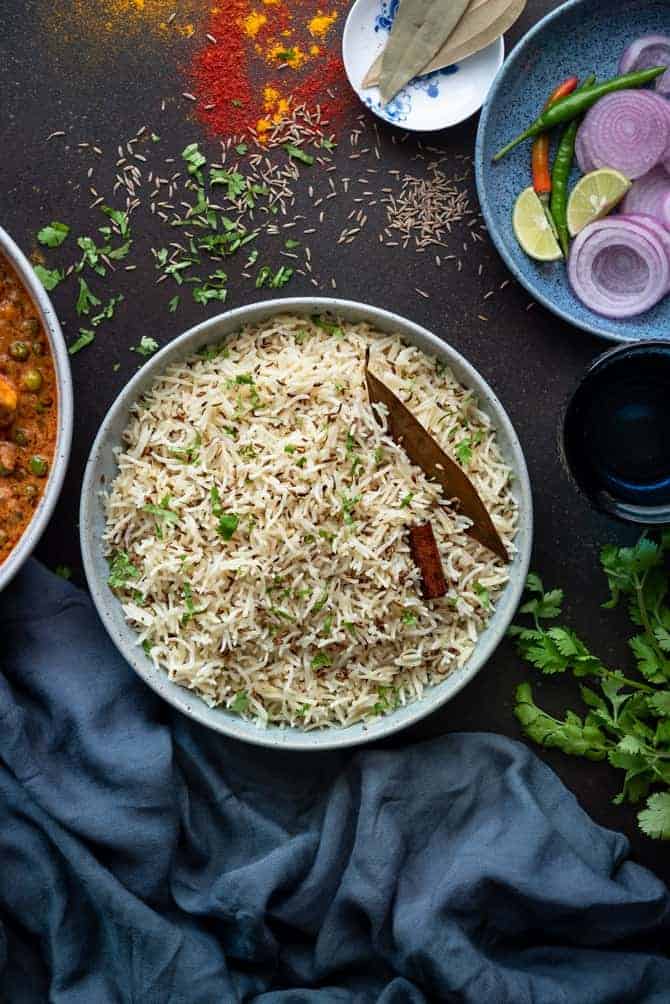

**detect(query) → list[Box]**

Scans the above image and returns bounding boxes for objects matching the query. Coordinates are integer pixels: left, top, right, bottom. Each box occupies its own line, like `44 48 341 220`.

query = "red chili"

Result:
532 76 579 198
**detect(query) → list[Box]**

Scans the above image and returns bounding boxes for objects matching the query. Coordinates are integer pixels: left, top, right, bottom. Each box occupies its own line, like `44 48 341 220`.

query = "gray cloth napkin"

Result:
0 560 669 1003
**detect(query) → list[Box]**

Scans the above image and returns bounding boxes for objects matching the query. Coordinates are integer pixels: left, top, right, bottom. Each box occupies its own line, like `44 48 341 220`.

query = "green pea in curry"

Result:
0 254 57 563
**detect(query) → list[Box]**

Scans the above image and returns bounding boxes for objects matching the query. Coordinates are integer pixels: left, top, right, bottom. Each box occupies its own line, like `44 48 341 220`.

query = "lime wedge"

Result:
567 168 631 238
513 187 563 262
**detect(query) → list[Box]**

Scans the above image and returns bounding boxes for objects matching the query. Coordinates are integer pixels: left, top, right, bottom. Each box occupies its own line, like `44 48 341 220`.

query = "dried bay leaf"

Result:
365 0 526 91
378 0 471 105
365 349 508 562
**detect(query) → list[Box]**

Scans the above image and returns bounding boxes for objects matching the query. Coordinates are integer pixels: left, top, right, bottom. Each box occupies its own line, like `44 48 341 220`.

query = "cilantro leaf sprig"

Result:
511 536 670 841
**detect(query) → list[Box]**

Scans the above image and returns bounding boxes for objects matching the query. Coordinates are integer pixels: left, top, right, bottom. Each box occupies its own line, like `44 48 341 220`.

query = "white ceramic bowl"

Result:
0 227 73 593
80 298 533 750
342 0 504 131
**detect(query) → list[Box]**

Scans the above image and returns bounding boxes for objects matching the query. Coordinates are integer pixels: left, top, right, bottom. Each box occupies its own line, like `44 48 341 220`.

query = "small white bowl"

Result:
343 0 504 131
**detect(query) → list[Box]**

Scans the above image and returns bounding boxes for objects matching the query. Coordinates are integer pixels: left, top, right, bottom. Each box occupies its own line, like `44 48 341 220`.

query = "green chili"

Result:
550 75 596 258
493 66 665 161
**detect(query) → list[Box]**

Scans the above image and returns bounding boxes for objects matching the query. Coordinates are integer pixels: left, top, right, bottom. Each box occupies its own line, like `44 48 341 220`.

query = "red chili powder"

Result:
189 0 354 138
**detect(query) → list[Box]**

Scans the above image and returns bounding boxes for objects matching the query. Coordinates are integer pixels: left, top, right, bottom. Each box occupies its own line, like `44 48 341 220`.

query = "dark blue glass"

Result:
562 342 670 524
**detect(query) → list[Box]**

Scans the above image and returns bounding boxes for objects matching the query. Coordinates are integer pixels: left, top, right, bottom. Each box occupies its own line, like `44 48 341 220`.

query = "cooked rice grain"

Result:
103 314 518 729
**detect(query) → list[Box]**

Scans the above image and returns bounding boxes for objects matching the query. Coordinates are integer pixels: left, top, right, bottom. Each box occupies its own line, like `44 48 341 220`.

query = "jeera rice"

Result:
103 314 518 729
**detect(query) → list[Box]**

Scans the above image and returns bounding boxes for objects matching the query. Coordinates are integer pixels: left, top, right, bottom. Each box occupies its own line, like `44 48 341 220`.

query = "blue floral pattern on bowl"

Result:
343 0 504 133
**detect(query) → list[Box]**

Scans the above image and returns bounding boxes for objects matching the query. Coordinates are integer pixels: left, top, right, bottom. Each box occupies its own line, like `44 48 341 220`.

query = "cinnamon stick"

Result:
409 522 448 600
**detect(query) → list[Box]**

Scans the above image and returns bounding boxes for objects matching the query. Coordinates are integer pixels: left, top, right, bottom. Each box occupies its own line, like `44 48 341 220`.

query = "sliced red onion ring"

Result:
575 125 596 174
619 212 670 290
619 34 670 96
621 165 670 218
579 91 669 178
568 218 669 318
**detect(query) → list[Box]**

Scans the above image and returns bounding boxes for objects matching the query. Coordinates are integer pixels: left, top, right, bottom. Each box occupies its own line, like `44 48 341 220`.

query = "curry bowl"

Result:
80 298 533 750
0 227 73 592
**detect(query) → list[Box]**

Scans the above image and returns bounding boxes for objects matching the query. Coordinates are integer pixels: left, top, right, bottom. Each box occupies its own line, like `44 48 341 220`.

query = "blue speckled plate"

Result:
476 0 670 343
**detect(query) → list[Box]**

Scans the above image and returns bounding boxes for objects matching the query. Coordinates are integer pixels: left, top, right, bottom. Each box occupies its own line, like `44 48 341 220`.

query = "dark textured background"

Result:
2 0 666 885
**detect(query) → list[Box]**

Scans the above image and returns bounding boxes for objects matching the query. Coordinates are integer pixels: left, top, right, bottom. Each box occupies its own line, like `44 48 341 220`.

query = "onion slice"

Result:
621 165 670 222
619 212 670 290
619 34 670 96
575 126 596 175
568 218 669 318
578 90 669 179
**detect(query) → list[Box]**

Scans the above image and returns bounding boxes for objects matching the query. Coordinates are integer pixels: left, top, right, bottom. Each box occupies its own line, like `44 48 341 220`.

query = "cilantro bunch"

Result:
510 534 670 840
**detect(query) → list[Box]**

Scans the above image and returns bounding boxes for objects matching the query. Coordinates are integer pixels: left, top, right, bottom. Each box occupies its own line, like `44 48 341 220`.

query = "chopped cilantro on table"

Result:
101 206 130 237
318 136 337 151
510 534 670 840
235 143 248 155
37 221 69 248
68 328 95 355
168 295 180 313
91 293 123 327
76 277 101 316
34 265 63 291
182 141 206 179
284 238 300 250
284 144 314 166
54 564 72 580
132 336 159 357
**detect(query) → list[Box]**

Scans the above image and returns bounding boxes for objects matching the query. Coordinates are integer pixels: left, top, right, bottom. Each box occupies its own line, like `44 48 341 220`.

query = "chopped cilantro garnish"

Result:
76 236 108 276
181 581 205 625
235 143 248 155
91 293 123 327
341 493 361 525
374 447 385 466
322 616 333 637
132 336 159 357
34 265 64 291
284 144 314 165
141 640 153 655
456 438 472 466
142 495 179 537
313 591 328 613
402 610 417 625
231 690 249 713
182 142 206 179
150 132 160 142
284 238 300 250
68 328 95 355
319 136 337 151
284 444 296 454
210 486 239 540
474 581 491 609
170 432 201 465
235 373 254 385
168 295 180 313
269 265 293 288
101 206 130 237
209 167 246 199
400 492 414 508
311 652 332 669
255 265 272 288
76 277 101 316
37 221 70 248
107 550 139 590
373 685 400 715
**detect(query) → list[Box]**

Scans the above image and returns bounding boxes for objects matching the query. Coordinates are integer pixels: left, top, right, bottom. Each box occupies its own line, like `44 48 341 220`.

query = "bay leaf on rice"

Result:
365 349 508 562
378 0 471 105
366 0 525 92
